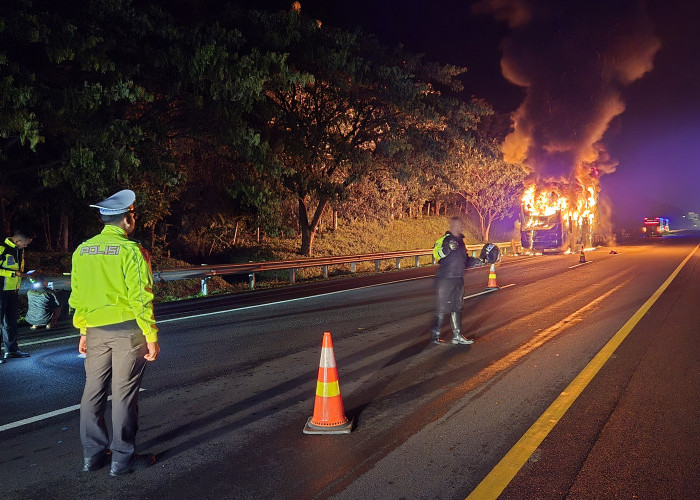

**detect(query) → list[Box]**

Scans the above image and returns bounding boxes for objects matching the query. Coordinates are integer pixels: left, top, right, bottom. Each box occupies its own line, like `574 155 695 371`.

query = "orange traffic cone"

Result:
579 249 586 263
303 331 353 434
486 263 499 290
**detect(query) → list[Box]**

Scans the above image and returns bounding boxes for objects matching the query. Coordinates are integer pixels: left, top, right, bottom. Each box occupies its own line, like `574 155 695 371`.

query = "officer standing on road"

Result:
70 189 160 476
431 217 480 345
0 229 34 363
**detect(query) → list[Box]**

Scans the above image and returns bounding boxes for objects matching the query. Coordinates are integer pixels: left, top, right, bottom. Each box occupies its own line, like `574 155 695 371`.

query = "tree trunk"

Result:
60 214 69 252
0 194 10 235
298 195 328 256
56 215 65 252
42 206 52 250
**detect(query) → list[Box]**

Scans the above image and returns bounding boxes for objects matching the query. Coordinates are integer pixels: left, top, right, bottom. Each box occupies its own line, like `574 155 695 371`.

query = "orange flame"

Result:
521 168 599 229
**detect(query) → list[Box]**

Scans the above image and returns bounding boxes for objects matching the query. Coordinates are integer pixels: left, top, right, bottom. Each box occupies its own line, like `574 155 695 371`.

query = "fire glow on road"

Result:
467 243 700 500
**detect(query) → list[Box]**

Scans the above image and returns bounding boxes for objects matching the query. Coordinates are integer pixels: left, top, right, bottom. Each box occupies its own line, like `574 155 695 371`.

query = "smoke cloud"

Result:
474 0 661 181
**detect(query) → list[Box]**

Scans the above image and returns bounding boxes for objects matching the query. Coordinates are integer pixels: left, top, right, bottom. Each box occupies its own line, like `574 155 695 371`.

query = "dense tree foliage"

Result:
452 139 526 241
0 0 525 258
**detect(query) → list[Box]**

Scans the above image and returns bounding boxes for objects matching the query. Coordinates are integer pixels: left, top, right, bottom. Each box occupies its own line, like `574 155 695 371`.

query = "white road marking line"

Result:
23 263 524 340
22 334 79 346
22 275 437 346
0 390 145 433
0 403 82 432
157 274 436 323
464 283 516 299
568 261 593 269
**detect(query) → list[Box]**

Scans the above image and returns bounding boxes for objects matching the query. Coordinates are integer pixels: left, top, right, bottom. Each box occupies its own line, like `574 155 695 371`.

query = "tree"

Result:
244 7 485 255
0 0 162 247
453 140 526 241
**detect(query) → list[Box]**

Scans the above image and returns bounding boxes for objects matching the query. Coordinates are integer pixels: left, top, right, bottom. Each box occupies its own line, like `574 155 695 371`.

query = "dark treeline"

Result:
0 0 525 258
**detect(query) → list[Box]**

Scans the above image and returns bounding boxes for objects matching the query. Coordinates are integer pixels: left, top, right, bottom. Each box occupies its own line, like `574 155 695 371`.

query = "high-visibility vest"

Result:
69 225 158 342
0 237 24 291
433 232 460 261
433 234 448 261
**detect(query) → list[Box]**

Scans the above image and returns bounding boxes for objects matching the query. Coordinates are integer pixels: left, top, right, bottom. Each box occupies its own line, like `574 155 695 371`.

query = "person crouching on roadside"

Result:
26 277 62 329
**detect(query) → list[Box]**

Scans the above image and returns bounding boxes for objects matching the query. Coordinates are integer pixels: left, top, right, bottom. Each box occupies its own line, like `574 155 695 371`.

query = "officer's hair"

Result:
101 213 128 224
12 228 35 239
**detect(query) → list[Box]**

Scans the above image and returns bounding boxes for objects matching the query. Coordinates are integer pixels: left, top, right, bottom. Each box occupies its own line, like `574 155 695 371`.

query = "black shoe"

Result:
109 453 155 476
4 350 30 359
82 450 111 472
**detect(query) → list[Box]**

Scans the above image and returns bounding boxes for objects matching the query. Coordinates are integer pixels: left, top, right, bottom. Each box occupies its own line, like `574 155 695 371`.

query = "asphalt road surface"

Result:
1 233 698 499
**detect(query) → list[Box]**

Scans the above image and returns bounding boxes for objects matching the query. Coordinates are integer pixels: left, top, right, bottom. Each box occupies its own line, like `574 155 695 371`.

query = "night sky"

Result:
243 0 699 229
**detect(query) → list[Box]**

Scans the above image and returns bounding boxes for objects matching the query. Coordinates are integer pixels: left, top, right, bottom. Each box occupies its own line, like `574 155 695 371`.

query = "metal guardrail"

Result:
153 241 521 294
31 241 521 295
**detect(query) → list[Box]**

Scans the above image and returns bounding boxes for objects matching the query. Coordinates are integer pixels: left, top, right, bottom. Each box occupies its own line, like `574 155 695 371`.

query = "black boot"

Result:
450 311 473 345
431 314 446 344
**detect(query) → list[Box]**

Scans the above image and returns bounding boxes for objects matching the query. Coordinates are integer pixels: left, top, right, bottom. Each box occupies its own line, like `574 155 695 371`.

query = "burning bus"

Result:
519 179 597 253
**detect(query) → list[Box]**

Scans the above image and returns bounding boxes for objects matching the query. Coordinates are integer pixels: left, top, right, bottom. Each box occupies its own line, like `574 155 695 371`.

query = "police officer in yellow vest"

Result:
0 229 33 362
70 189 160 475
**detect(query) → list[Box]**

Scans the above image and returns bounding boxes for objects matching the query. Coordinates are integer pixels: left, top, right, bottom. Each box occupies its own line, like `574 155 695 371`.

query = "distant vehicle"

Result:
642 217 663 237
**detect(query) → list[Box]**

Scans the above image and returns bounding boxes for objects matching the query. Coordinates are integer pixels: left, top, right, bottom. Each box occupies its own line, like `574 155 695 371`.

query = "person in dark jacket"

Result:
431 217 481 344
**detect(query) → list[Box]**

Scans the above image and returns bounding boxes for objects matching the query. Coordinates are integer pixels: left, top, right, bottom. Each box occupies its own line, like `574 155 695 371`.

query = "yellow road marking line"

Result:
466 242 700 500
466 282 625 383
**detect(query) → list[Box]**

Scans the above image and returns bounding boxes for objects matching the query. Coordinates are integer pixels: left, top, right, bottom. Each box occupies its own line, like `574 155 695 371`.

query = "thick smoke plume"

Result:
474 0 661 182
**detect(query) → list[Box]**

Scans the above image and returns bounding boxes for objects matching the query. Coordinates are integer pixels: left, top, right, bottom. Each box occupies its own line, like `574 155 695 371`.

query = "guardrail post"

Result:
415 255 420 268
322 265 328 279
201 277 210 296
289 268 296 284
395 257 402 269
375 260 381 272
350 262 356 273
248 272 255 290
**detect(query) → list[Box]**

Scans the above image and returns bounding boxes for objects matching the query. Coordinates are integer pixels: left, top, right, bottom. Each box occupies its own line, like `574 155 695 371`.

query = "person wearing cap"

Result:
70 189 160 476
0 228 34 363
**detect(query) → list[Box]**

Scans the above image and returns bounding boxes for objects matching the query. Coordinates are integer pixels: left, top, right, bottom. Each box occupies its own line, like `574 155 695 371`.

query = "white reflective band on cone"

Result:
319 347 337 369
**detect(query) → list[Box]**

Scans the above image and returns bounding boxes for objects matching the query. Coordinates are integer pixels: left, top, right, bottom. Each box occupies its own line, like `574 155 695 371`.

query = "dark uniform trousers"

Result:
80 320 148 465
0 290 20 354
435 277 465 313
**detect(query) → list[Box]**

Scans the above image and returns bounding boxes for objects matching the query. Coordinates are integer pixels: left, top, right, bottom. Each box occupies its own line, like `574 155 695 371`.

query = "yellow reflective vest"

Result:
0 237 24 291
69 225 158 342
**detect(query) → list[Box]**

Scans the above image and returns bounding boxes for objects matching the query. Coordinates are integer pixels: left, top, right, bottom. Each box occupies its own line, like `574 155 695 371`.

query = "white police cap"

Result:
89 189 136 215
